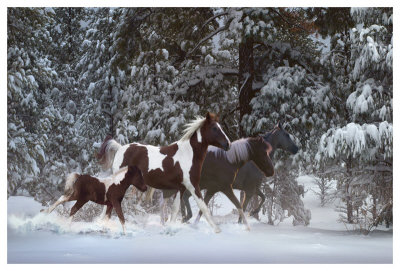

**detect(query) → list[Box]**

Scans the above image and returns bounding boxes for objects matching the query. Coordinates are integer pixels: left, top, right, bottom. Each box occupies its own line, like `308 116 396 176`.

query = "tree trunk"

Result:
346 157 353 223
238 37 254 137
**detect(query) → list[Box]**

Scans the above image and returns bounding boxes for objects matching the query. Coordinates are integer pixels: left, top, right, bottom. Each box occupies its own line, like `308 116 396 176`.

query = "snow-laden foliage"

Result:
7 8 392 229
314 7 392 228
114 8 237 145
317 122 392 162
8 8 58 197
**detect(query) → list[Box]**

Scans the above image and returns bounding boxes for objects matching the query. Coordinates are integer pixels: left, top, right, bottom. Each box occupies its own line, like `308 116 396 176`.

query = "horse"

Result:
41 166 147 233
162 136 274 231
234 121 299 222
97 112 231 233
171 121 298 225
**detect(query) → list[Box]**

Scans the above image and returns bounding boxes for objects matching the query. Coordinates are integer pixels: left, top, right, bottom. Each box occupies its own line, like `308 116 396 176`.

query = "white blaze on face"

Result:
216 123 231 145
173 140 193 182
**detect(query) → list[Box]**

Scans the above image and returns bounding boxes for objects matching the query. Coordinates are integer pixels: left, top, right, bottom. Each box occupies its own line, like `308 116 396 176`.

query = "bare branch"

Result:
199 11 229 32
187 17 233 57
270 8 311 33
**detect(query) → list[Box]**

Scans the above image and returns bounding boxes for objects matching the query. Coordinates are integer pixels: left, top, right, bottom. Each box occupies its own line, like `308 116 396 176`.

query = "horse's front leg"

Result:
194 189 216 224
182 179 221 233
111 199 126 234
159 194 167 225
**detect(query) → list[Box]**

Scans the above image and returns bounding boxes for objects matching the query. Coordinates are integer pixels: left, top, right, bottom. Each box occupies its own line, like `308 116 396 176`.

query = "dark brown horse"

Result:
234 122 299 222
170 122 298 226
41 166 147 233
162 136 274 230
97 112 231 233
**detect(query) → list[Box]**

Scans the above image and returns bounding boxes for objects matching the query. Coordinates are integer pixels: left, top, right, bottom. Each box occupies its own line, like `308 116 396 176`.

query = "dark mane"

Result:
97 135 113 160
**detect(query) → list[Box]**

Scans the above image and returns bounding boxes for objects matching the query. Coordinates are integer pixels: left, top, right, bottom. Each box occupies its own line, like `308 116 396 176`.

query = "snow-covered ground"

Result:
7 175 392 263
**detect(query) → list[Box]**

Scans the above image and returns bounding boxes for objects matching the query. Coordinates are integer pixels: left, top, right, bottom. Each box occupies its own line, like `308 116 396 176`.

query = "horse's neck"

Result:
264 132 276 159
119 177 132 191
189 133 208 163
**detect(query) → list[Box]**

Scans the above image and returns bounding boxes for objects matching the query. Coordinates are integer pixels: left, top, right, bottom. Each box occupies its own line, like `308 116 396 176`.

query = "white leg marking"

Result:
120 222 126 235
238 208 251 231
45 195 68 214
100 205 108 220
170 192 180 223
182 180 221 233
159 196 167 225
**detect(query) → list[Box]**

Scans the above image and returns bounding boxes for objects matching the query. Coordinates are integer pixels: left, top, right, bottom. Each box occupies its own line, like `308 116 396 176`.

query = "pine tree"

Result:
315 8 392 230
7 8 58 197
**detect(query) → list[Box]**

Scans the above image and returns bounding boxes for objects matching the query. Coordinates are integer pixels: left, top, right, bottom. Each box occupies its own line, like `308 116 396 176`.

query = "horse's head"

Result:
248 137 274 177
201 112 231 151
129 167 147 192
264 122 299 154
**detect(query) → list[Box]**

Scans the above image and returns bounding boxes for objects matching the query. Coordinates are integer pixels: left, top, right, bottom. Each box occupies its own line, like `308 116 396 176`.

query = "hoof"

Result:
214 227 221 233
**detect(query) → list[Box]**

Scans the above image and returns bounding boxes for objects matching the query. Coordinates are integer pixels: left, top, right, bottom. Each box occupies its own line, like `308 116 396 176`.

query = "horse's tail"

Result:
64 172 80 196
97 135 122 171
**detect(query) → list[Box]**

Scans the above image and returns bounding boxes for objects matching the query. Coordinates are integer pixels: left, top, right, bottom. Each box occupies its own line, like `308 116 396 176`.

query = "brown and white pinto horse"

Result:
41 166 147 233
97 112 231 233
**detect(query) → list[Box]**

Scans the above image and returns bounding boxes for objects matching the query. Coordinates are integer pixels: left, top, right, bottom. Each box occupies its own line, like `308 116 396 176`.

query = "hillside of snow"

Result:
7 175 392 263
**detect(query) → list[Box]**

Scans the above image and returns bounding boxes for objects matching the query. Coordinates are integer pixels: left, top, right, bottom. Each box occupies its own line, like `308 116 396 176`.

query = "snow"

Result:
7 178 392 263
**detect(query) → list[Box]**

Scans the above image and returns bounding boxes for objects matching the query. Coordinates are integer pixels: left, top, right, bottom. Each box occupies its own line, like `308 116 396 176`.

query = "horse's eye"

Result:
212 127 218 132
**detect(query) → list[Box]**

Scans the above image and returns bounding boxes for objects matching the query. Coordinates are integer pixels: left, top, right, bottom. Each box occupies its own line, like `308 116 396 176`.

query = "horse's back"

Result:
74 175 106 203
200 152 237 190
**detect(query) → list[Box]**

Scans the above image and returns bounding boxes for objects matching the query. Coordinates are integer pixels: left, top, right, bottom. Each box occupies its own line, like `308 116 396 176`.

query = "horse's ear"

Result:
206 112 211 121
206 112 217 122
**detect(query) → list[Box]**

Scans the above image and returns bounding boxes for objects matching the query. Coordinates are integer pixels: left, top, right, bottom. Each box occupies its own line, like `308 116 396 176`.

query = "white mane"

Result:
179 116 206 142
208 138 250 164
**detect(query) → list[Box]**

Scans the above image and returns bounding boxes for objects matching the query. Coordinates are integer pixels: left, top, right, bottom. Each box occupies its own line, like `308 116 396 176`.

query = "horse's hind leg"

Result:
105 204 113 220
100 205 108 220
170 191 180 223
181 190 192 223
240 191 252 223
250 188 266 219
183 180 220 233
41 195 70 214
69 199 88 218
222 188 250 231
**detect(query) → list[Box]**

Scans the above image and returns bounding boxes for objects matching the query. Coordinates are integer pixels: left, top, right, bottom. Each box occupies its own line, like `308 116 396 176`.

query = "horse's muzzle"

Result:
222 142 231 151
291 145 299 154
